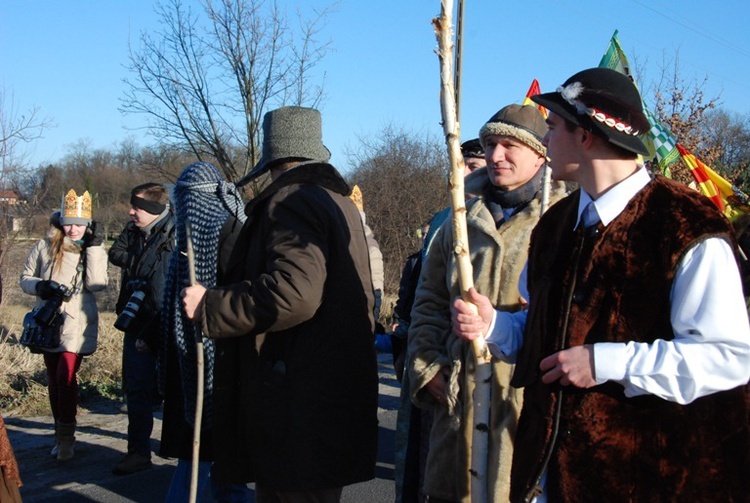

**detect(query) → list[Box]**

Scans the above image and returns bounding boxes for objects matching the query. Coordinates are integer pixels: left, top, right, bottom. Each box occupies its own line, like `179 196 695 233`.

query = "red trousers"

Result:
43 352 83 423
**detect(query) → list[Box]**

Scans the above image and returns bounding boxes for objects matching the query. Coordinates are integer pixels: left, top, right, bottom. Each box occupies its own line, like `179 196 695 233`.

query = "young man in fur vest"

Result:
452 67 750 502
407 104 568 503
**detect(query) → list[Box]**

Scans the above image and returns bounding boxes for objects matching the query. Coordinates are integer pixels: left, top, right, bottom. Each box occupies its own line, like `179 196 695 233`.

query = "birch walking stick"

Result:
433 2 491 501
185 220 205 503
540 164 552 215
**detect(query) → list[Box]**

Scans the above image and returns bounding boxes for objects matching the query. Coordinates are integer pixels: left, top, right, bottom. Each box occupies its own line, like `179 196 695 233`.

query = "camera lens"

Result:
34 296 63 326
114 290 146 332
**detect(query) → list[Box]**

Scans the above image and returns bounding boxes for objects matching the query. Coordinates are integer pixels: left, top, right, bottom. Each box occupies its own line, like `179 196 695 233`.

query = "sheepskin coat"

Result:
408 170 567 502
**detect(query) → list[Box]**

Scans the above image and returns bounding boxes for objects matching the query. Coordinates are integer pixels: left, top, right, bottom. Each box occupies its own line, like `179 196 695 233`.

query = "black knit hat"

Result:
237 106 331 186
531 67 649 155
461 138 484 158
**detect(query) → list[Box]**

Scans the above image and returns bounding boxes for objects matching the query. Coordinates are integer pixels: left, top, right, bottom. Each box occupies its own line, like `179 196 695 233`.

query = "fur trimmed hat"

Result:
237 106 331 186
530 67 649 155
479 104 547 157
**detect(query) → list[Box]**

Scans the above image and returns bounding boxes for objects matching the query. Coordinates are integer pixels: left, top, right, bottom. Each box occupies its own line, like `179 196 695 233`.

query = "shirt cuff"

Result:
593 342 629 384
484 310 501 357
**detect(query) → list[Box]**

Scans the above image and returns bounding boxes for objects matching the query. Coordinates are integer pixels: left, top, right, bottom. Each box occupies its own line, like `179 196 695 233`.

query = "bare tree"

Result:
121 0 334 184
644 54 721 184
346 126 449 296
0 87 53 190
699 109 750 192
0 87 53 287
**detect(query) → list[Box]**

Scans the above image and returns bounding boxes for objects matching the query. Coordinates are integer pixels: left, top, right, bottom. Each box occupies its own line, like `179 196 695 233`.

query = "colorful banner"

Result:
677 143 724 211
522 79 548 118
598 30 679 176
677 143 749 219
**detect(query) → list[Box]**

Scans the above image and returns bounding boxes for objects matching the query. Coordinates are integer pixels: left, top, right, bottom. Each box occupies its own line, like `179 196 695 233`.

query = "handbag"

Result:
20 309 63 354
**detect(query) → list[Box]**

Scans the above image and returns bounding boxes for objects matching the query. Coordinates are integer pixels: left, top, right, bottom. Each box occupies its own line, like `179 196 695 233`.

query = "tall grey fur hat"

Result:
237 106 331 186
478 104 547 157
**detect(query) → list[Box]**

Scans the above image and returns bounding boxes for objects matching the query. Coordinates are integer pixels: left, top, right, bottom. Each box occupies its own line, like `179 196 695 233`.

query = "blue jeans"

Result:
122 333 157 456
165 458 253 502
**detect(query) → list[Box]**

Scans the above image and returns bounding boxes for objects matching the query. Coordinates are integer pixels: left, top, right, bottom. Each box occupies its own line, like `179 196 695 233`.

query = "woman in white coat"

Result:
20 190 108 461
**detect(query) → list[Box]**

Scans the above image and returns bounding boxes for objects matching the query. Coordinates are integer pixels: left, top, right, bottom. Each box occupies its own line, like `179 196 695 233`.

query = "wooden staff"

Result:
433 2 491 501
185 220 205 503
541 164 552 215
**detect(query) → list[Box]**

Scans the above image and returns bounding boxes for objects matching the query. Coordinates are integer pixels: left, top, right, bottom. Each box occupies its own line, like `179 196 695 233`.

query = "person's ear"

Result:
580 128 595 149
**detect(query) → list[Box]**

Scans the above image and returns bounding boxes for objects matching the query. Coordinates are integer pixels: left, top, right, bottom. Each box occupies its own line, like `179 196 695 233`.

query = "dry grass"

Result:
0 237 125 417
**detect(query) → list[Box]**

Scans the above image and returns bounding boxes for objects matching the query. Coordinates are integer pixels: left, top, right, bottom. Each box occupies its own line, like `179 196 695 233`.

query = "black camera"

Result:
34 283 72 327
114 281 148 332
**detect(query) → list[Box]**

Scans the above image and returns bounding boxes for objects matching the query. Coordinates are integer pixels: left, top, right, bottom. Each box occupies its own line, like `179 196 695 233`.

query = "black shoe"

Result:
112 452 152 475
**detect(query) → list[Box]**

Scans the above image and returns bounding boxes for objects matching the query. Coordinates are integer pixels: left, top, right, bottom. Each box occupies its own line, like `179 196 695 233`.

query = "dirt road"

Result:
4 352 400 502
5 399 178 502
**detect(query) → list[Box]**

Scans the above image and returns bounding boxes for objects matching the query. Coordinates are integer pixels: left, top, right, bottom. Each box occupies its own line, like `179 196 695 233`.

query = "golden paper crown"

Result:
350 185 364 212
60 189 92 225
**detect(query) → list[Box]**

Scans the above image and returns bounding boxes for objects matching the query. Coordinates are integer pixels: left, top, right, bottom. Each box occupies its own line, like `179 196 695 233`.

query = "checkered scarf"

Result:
162 162 246 427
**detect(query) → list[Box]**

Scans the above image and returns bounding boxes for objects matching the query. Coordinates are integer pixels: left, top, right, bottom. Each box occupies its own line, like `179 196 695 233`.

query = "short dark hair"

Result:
131 183 169 205
561 116 639 160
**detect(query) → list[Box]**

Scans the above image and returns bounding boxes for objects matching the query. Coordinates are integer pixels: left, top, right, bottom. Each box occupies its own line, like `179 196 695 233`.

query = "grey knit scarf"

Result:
484 167 544 227
161 162 246 428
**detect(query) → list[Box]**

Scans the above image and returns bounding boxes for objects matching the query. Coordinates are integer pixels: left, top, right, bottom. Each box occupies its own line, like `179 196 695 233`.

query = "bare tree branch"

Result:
0 87 54 186
120 0 333 183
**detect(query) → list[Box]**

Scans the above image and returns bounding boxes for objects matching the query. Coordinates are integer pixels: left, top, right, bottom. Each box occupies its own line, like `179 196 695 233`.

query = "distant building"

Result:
0 190 20 205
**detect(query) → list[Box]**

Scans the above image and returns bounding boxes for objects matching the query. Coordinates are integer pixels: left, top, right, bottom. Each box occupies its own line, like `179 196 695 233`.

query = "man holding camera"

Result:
109 183 175 475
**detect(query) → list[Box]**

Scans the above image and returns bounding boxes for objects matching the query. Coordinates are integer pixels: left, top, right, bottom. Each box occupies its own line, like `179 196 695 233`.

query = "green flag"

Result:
598 30 679 176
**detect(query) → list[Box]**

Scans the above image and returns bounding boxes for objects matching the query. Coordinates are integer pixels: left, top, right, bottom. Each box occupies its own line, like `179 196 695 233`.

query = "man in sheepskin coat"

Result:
407 104 567 503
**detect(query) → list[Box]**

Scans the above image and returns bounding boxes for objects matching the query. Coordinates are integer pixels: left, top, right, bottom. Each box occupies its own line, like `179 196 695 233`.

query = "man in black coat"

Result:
109 183 174 475
182 106 379 503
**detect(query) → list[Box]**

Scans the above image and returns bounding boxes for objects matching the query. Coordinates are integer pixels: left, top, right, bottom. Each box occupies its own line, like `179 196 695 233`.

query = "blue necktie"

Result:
581 202 600 228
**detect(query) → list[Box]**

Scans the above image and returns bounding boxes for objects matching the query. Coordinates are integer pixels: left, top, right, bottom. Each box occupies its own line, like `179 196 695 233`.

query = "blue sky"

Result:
2 0 749 175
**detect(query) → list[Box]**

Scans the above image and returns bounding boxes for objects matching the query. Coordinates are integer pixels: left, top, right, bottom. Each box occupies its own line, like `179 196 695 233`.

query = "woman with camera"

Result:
20 189 108 462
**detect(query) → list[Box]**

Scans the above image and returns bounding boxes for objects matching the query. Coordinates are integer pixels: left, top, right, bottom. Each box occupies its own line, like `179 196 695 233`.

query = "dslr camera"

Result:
114 279 148 332
34 283 72 327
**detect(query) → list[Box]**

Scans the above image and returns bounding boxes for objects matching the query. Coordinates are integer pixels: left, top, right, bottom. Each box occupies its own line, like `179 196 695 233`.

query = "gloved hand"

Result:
83 221 104 248
36 280 61 300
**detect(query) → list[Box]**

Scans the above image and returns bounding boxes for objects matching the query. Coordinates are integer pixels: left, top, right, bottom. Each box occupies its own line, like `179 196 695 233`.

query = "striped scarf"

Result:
161 162 246 427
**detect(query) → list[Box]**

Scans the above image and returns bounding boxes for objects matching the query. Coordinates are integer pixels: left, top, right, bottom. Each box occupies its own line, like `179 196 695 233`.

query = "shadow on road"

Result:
6 351 401 502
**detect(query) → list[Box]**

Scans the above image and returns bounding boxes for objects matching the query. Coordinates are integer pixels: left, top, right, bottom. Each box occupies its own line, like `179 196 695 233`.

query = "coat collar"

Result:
244 161 351 216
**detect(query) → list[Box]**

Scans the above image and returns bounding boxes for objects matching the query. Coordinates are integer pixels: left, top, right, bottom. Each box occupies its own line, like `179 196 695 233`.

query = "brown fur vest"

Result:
511 175 750 502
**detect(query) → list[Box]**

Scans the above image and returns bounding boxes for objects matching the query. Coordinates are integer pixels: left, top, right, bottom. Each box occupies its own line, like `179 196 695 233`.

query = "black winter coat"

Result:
109 214 175 349
201 162 379 491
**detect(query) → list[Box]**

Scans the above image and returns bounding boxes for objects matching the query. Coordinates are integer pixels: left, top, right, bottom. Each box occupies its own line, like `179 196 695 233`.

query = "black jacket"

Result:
109 214 175 348
203 162 379 490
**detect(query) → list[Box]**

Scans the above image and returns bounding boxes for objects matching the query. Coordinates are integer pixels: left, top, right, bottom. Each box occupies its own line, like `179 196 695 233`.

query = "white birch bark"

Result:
433 2 491 501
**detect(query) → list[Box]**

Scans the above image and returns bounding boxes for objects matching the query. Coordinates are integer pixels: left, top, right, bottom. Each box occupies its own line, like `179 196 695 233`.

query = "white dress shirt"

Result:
488 167 750 404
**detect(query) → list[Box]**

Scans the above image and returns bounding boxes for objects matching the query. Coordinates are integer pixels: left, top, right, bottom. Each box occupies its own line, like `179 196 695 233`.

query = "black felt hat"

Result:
531 67 649 155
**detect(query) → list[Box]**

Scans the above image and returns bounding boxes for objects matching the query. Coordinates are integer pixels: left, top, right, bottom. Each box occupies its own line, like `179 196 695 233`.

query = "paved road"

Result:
6 352 401 502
